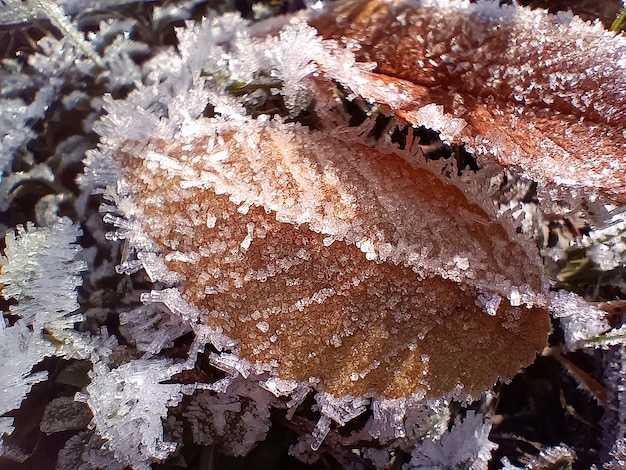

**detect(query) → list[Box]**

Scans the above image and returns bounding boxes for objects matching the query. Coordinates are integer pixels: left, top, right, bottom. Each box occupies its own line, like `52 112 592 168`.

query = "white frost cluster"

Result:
0 218 85 447
551 290 611 349
406 411 498 470
76 359 185 470
0 219 86 337
0 89 56 180
0 322 53 445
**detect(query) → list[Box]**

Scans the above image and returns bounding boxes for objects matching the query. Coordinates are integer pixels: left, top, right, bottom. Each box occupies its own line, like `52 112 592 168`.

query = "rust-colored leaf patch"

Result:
310 0 626 204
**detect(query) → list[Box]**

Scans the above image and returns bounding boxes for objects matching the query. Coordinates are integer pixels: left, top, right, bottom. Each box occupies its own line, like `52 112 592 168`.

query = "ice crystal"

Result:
0 219 86 448
363 395 452 450
119 303 191 356
76 359 186 469
551 290 611 350
406 411 497 470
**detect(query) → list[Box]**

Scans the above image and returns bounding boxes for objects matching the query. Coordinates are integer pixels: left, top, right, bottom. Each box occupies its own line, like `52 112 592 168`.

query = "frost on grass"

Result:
551 290 610 350
406 411 497 470
76 359 186 470
500 444 576 470
587 209 626 271
0 218 85 446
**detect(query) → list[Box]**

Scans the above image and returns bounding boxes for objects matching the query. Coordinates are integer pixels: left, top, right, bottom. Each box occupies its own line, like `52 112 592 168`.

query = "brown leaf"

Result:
309 0 626 204
118 117 550 399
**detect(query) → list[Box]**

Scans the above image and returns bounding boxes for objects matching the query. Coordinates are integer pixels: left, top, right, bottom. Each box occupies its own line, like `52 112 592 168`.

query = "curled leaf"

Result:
116 115 550 399
310 0 626 205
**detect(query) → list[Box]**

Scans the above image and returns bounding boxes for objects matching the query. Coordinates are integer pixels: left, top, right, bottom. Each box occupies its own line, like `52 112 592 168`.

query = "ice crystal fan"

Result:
95 2 554 402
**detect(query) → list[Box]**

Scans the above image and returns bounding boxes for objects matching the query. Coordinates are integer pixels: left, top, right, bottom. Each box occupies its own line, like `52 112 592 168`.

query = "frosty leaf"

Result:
104 114 550 400
88 12 552 401
310 0 626 206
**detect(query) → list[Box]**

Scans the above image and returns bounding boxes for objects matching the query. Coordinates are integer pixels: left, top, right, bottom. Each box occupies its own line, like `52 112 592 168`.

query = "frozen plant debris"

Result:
500 443 577 470
183 377 272 456
55 431 125 470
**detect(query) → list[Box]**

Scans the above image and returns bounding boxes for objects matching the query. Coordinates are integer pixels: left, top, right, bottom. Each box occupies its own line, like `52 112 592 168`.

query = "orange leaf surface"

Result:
117 117 550 399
